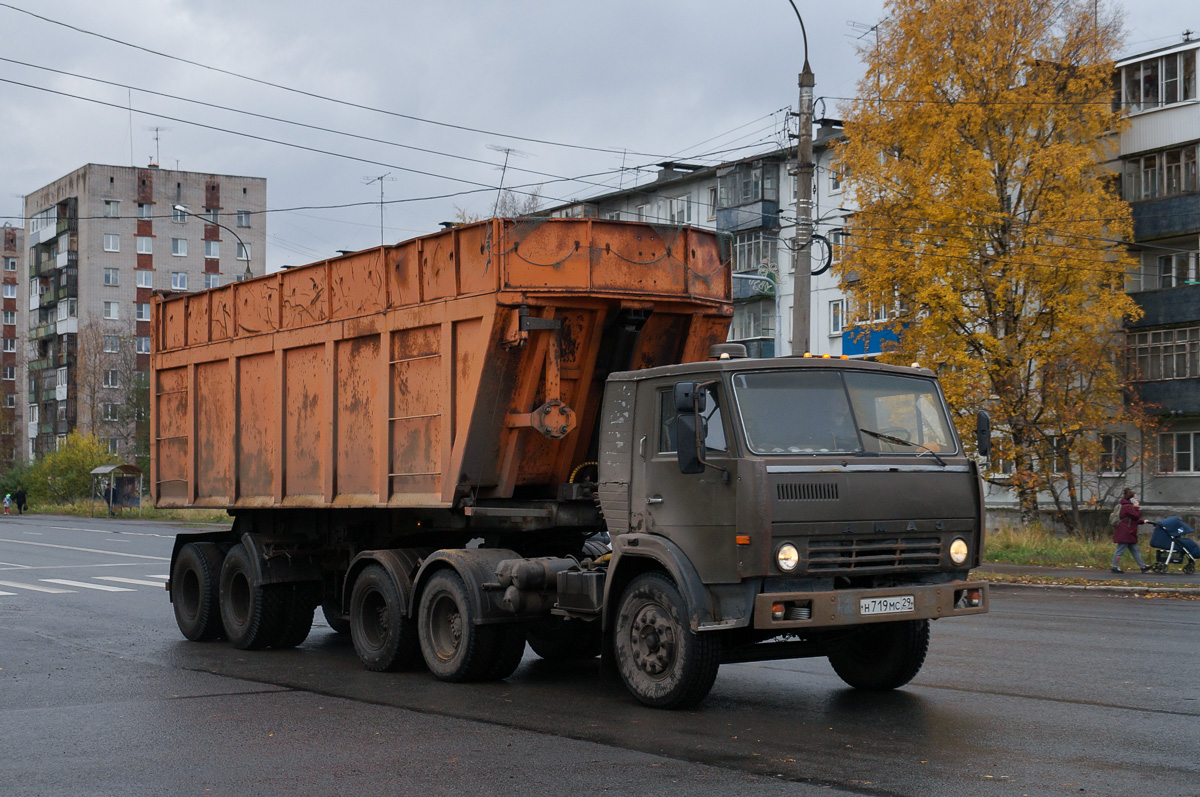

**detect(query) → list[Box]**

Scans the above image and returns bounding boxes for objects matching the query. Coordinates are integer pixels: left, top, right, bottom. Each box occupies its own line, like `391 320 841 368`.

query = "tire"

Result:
274 583 318 649
350 565 420 672
613 572 720 709
321 602 351 635
525 616 601 661
171 542 226 641
418 569 495 682
1185 561 1196 575
218 543 285 650
828 619 930 691
479 624 527 681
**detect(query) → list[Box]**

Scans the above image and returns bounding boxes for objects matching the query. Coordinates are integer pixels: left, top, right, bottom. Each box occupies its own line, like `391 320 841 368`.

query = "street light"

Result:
172 205 253 282
730 271 781 358
785 0 815 358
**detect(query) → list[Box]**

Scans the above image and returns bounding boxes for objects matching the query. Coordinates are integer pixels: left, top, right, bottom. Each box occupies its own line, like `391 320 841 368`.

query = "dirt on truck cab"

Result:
153 217 987 709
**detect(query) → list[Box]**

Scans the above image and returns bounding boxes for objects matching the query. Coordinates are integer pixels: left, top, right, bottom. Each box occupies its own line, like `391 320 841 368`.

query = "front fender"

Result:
604 534 716 632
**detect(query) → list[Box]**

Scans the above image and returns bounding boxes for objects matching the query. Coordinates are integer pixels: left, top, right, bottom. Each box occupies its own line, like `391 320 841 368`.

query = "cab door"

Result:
629 378 740 583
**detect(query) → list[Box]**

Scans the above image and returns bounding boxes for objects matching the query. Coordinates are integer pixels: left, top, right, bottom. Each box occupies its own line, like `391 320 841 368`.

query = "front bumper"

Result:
751 579 988 630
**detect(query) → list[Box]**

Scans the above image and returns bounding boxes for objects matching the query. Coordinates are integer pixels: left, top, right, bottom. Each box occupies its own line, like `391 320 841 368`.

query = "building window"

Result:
829 163 845 193
1 311 12 326
103 200 120 218
2 365 13 381
172 238 187 257
136 303 150 321
707 187 718 220
171 272 187 291
1128 327 1200 381
1120 50 1198 112
103 234 120 252
236 210 251 227
2 284 14 299
733 231 778 273
1100 434 1127 473
829 299 845 336
103 335 119 353
103 301 119 320
1158 431 1199 473
1 338 13 353
136 236 152 255
636 204 649 222
103 369 121 388
204 240 219 259
1042 435 1069 474
729 301 775 341
1124 144 1198 200
204 274 220 290
172 206 187 223
136 336 151 354
667 196 692 225
3 257 15 271
103 403 120 421
137 203 152 219
204 208 219 223
136 270 153 289
236 242 250 261
103 268 119 286
717 160 778 208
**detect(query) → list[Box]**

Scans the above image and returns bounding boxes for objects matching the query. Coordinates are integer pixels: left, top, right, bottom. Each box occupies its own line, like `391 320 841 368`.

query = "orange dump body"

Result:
151 218 732 510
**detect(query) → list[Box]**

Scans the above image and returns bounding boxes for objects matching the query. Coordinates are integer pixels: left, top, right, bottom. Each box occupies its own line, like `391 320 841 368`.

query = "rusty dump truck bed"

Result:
151 218 732 510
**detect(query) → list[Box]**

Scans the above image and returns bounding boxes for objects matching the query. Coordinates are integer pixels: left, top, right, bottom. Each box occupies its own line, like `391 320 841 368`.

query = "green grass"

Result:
17 500 229 525
984 524 1115 569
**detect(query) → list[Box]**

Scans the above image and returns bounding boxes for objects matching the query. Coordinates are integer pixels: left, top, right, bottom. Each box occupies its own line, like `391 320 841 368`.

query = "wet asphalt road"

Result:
1 515 1197 797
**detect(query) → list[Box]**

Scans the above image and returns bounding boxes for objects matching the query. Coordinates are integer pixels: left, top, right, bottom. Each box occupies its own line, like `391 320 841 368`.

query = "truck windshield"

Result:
731 370 958 456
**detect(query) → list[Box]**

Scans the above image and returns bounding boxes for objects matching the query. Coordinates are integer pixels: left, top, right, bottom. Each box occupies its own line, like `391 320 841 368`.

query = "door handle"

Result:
646 496 664 504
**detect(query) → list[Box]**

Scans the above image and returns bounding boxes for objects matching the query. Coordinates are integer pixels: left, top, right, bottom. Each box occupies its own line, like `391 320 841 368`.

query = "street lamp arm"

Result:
786 0 809 69
173 204 253 280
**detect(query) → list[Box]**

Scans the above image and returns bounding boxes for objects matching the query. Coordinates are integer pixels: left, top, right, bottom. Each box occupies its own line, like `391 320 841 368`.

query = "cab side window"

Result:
658 386 728 454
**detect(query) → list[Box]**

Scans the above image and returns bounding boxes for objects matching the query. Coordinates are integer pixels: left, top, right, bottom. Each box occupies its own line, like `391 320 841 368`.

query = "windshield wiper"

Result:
858 428 948 467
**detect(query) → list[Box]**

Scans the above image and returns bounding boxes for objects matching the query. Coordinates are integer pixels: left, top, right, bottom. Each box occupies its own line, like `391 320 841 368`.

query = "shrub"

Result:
27 433 119 504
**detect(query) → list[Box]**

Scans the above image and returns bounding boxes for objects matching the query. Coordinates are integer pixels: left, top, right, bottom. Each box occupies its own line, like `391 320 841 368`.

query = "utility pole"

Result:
363 173 395 246
788 1 815 356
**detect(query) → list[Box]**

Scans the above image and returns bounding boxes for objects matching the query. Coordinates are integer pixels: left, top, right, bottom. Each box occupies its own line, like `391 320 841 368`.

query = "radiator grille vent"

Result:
806 536 941 573
777 482 839 501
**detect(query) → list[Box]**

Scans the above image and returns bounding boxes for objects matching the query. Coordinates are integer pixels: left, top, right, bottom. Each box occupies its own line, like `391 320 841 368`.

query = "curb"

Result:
986 580 1200 595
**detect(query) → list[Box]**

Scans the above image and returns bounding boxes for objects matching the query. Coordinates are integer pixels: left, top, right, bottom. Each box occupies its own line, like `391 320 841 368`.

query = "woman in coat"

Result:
1113 487 1150 574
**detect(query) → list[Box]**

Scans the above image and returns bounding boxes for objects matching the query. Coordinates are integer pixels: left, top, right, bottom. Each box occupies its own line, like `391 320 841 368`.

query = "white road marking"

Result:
0 561 31 568
95 576 165 587
0 580 75 593
0 539 169 561
41 579 135 592
0 590 14 596
146 574 169 580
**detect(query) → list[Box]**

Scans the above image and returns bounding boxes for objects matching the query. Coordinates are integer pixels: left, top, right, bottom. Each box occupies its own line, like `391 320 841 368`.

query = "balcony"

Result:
1131 194 1200 240
1127 283 1200 328
716 200 780 233
1131 378 1200 416
55 384 67 402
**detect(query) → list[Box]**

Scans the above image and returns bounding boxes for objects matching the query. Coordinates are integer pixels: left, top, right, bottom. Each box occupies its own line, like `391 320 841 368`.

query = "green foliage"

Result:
984 524 1112 568
0 459 35 498
27 433 120 504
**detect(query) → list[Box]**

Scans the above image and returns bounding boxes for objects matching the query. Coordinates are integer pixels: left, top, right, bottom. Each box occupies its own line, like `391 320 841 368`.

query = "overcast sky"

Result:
0 1 1193 270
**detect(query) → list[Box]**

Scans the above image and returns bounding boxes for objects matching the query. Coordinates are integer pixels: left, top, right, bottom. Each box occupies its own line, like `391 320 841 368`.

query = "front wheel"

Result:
613 573 720 709
828 619 930 691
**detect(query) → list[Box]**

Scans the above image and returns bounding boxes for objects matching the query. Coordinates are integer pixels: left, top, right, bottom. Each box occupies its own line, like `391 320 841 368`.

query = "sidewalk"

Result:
978 562 1200 593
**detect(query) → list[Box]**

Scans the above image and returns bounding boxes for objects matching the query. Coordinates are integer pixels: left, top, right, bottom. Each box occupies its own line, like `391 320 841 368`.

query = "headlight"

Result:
949 537 970 565
776 543 800 572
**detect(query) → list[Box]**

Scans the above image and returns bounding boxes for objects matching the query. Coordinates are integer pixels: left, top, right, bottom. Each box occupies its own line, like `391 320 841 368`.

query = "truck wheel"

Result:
525 616 601 661
274 583 318 649
418 569 494 682
171 542 225 641
321 602 351 635
479 624 527 681
613 572 720 709
350 565 419 671
828 619 930 691
219 543 284 650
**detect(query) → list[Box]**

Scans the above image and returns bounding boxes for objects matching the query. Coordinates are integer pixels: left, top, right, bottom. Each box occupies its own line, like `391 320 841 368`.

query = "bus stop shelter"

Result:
91 464 144 516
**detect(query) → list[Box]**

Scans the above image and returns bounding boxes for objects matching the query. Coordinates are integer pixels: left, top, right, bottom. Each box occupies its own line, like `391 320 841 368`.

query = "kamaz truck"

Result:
154 217 988 708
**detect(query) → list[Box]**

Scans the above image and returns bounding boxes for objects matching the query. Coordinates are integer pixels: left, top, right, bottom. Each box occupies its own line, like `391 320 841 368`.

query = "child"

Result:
3 494 10 515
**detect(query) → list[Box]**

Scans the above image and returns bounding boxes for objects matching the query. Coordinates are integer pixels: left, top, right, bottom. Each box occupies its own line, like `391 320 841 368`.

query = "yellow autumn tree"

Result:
836 0 1141 526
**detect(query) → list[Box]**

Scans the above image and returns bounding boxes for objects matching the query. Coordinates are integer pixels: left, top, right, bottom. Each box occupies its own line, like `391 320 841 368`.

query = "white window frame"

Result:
171 272 188 291
236 242 250 261
136 271 153 289
103 268 119 286
1 310 13 325
1 338 14 352
103 200 120 218
172 206 188 223
136 303 151 322
103 234 120 252
707 187 718 220
3 257 16 271
136 336 151 354
103 335 119 353
829 299 845 336
204 240 220 259
137 203 152 220
2 284 15 299
1158 431 1198 474
103 301 119 320
103 369 121 389
236 210 251 227
172 238 187 257
1 365 13 381
136 236 152 255
204 274 221 290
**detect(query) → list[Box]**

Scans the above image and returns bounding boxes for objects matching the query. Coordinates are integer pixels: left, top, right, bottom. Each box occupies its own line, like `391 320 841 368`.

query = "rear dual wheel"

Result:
418 570 525 682
350 564 420 671
219 543 286 650
171 542 226 641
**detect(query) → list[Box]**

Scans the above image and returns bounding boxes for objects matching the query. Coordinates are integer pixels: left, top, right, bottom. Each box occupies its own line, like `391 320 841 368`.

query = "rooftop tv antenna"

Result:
363 173 396 246
486 144 529 217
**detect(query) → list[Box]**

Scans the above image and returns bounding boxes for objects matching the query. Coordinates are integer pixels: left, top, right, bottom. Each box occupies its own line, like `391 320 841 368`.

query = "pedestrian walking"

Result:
3 493 10 515
13 486 25 515
1113 487 1150 573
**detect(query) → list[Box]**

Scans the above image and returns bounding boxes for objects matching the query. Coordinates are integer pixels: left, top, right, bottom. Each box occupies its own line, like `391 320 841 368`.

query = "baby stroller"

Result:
1147 517 1199 575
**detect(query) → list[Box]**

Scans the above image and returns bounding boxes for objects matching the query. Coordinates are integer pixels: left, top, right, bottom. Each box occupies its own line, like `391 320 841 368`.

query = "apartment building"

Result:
1 225 24 466
545 119 861 359
1114 36 1200 509
22 164 266 459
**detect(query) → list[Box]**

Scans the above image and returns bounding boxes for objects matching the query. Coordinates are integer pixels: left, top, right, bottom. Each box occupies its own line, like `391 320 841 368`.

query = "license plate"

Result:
860 595 914 616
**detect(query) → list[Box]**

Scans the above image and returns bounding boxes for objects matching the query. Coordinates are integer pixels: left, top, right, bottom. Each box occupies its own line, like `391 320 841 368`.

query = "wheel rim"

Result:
629 602 676 678
360 588 388 649
428 592 463 661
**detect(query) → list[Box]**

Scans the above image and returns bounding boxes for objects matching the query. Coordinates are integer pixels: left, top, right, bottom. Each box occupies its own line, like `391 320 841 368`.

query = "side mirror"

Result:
975 411 992 459
673 381 707 474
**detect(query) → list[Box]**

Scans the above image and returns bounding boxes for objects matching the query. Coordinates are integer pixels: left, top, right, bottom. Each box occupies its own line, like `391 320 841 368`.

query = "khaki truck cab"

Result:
594 353 988 707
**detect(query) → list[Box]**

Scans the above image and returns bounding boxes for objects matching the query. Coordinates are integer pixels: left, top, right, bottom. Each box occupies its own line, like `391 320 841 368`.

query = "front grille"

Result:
806 536 941 573
777 482 839 501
